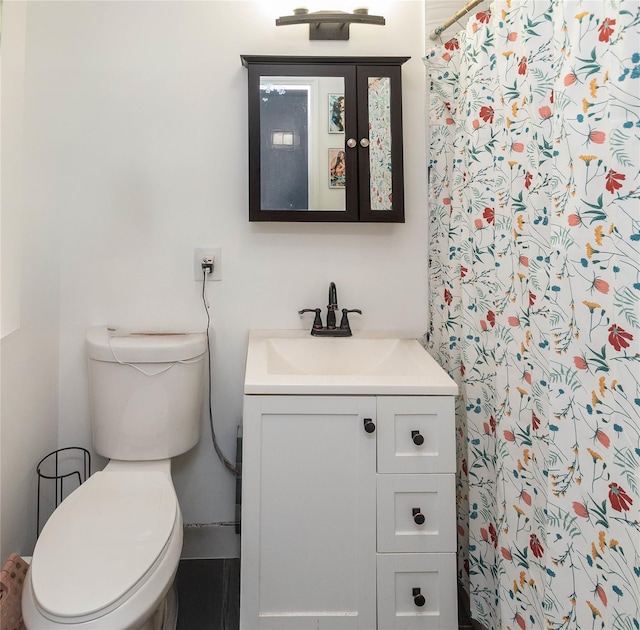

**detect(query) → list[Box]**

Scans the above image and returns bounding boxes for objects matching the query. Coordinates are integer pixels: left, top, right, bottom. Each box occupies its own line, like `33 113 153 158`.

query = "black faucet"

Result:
299 282 362 337
326 282 338 329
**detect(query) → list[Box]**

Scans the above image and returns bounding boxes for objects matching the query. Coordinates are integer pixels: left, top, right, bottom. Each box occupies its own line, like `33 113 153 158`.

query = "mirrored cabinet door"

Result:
241 56 409 223
356 64 404 222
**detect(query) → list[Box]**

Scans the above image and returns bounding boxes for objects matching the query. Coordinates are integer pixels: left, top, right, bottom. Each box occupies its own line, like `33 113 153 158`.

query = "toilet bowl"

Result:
22 461 182 630
22 328 207 630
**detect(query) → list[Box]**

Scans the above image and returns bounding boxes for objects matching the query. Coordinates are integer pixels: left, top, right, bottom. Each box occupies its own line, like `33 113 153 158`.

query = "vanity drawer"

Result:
377 474 456 553
377 553 457 630
377 397 455 474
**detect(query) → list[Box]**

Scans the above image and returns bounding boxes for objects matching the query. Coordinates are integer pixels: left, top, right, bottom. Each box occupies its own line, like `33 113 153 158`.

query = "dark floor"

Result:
176 559 240 630
175 558 476 629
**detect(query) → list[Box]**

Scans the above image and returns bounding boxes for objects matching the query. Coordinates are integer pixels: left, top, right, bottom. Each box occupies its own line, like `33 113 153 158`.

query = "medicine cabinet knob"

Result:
359 137 370 148
411 430 424 446
412 508 425 525
412 587 426 607
346 138 357 148
363 418 376 434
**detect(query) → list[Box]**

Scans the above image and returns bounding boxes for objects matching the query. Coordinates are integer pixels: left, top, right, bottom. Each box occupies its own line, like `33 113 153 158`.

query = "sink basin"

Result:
244 330 459 395
266 337 408 376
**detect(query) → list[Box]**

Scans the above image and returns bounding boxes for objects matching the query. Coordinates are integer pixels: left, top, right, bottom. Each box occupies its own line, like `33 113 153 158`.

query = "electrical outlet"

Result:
194 247 222 281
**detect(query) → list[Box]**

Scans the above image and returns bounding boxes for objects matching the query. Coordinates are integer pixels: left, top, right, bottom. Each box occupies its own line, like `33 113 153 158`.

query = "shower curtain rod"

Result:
428 0 484 40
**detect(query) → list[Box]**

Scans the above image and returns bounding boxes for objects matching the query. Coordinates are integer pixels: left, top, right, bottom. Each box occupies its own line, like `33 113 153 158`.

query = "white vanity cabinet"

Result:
240 393 457 630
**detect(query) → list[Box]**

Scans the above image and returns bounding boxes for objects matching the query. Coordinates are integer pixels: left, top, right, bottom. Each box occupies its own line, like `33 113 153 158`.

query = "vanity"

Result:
240 330 459 629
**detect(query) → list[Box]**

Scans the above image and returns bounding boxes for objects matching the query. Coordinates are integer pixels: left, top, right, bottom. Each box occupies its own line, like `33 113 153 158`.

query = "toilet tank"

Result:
86 327 207 460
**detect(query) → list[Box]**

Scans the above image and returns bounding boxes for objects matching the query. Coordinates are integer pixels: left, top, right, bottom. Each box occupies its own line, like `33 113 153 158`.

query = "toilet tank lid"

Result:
87 326 207 363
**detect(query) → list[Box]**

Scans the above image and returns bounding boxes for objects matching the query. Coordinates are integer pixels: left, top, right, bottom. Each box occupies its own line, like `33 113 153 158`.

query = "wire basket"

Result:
36 447 91 538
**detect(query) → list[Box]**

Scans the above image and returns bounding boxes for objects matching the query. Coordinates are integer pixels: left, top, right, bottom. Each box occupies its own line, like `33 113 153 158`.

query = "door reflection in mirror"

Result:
259 76 347 212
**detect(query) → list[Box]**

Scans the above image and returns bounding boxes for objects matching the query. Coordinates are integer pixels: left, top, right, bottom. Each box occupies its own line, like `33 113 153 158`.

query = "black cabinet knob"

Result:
411 430 424 446
412 587 426 607
363 418 376 433
412 508 425 525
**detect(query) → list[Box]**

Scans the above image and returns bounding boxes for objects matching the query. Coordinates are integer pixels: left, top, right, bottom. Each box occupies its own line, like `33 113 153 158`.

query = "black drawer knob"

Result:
412 508 426 525
363 418 376 433
411 430 424 446
412 587 426 607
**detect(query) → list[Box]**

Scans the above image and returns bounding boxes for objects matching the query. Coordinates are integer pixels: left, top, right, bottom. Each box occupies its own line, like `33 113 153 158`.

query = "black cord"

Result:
202 271 240 477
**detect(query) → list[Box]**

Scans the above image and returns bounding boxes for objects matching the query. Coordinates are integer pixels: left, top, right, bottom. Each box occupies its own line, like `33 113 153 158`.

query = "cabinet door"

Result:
356 64 404 222
240 396 377 630
377 553 457 630
245 60 360 222
377 397 455 474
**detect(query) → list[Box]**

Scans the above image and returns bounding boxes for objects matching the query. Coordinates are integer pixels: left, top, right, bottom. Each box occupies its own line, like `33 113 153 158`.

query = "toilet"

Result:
22 326 207 630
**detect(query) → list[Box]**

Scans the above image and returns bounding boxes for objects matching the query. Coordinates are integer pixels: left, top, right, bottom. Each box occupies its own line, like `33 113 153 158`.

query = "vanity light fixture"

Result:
276 7 385 40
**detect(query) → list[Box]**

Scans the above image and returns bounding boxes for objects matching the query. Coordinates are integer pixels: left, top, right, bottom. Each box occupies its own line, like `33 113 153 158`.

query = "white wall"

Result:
1 0 489 560
1 0 24 339
52 0 431 558
0 0 60 562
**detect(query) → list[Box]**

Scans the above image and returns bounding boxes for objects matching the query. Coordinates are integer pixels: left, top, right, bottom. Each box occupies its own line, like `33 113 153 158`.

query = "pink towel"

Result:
0 554 28 630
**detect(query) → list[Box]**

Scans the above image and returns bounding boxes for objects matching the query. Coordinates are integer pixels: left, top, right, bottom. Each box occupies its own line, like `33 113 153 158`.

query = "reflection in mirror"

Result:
259 76 346 212
368 76 393 211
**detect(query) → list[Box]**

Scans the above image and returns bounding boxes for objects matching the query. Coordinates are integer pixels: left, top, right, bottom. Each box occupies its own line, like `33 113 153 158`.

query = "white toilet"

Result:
22 326 207 630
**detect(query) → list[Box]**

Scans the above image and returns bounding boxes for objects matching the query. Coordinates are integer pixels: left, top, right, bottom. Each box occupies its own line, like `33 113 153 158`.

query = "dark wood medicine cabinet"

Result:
241 55 409 222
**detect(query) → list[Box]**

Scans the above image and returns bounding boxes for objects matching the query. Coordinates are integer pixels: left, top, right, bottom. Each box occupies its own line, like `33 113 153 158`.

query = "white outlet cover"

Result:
194 247 222 281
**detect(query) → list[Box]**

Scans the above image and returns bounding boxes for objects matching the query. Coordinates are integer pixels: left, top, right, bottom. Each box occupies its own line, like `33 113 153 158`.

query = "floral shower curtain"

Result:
425 1 639 628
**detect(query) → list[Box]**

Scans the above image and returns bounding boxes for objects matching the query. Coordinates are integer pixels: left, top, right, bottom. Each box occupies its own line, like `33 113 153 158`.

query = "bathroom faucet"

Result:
299 282 362 337
326 281 338 329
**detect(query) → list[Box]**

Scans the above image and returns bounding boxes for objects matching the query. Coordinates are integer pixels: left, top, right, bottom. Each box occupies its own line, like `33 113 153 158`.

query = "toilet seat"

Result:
31 470 177 623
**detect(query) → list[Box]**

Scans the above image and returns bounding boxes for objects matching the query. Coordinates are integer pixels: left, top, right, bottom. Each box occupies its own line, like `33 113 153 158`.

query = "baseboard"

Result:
181 525 240 559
